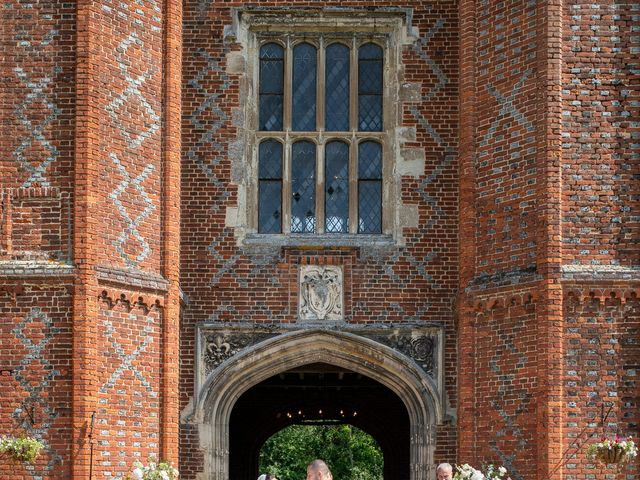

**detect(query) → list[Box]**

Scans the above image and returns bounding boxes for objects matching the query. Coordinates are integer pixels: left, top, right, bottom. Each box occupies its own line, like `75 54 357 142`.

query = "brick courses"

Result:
0 0 637 479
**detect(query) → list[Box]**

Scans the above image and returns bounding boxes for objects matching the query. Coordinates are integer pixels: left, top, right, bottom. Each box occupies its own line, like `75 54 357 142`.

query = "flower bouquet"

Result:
454 464 508 480
0 435 44 463
128 459 180 480
586 436 638 465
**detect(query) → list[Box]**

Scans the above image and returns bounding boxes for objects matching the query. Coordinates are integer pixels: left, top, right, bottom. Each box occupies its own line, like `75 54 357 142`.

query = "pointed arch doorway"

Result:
231 363 409 479
195 329 443 480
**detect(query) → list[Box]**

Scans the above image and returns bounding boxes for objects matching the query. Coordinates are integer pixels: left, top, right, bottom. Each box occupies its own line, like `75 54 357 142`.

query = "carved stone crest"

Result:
299 265 343 320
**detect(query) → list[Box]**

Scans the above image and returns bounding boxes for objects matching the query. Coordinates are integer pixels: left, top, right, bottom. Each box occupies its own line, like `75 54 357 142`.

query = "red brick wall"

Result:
93 0 164 273
1 0 76 477
2 0 180 475
470 294 540 478
562 288 639 480
561 0 640 266
0 0 76 192
94 295 163 477
457 0 556 476
180 1 459 476
0 0 637 478
0 284 73 478
0 0 75 261
472 0 541 277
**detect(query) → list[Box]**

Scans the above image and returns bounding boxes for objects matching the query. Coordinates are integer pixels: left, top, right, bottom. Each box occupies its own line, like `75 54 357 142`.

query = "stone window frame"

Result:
234 9 411 247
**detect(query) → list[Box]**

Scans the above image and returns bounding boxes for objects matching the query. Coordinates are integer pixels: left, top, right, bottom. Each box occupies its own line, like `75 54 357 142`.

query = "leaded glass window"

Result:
291 141 316 233
256 35 387 235
259 43 284 131
258 140 283 233
325 141 349 233
292 43 317 131
325 43 350 132
358 43 383 132
358 141 382 233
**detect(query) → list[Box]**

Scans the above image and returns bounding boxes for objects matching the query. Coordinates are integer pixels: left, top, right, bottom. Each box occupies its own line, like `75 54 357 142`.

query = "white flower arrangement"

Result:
0 435 44 463
127 459 179 480
454 464 509 480
586 436 638 464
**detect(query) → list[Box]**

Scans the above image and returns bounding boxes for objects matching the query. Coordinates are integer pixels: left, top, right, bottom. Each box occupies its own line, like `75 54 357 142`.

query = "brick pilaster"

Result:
160 0 183 463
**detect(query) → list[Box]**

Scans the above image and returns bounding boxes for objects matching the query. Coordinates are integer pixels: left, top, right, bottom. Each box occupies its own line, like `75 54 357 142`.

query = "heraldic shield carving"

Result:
299 265 343 320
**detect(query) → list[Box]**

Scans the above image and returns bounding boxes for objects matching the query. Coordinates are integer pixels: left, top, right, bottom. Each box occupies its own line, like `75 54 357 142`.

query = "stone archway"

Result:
194 329 443 480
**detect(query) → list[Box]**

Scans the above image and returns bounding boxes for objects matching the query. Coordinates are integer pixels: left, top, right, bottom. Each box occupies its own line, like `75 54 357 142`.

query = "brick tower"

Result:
1 1 638 480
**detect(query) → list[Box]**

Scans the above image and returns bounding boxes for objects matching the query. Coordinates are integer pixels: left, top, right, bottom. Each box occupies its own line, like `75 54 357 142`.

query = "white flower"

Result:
471 470 485 480
131 467 144 480
498 467 507 476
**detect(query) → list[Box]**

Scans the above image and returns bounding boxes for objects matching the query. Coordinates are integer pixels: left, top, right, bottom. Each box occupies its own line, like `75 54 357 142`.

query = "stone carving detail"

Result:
367 333 436 376
299 265 343 321
203 332 276 375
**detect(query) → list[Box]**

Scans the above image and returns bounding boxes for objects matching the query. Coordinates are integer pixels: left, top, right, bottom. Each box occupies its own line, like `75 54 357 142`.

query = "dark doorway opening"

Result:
229 362 410 480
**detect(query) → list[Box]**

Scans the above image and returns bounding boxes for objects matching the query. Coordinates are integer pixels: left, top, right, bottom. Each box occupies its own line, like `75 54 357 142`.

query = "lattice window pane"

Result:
358 43 383 132
291 141 316 233
259 140 283 178
258 140 283 233
358 181 381 234
358 141 382 234
292 43 317 131
325 141 349 233
259 43 284 131
259 181 282 233
358 141 382 179
325 43 350 132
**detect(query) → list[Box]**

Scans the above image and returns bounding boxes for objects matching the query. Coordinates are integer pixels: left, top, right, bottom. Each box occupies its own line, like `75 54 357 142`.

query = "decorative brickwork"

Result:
0 0 637 479
562 288 639 480
472 294 540 480
562 1 640 267
0 285 73 478
96 0 163 272
95 294 163 478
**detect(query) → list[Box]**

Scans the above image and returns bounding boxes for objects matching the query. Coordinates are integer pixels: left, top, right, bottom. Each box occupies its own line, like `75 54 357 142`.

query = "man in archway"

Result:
436 463 453 480
306 459 333 480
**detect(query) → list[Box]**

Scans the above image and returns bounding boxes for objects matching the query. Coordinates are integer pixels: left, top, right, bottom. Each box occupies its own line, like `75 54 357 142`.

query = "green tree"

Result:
259 425 383 480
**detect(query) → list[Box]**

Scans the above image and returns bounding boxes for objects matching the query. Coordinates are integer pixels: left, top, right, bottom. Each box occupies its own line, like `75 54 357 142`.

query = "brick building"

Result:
0 0 638 479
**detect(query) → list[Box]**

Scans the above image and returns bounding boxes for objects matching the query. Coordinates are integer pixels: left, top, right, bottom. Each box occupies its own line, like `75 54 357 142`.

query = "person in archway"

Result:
306 459 333 480
436 463 453 480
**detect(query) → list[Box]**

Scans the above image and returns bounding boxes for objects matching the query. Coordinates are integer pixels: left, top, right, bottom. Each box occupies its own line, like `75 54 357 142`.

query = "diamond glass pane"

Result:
358 43 383 60
358 180 382 234
325 141 349 233
358 95 382 131
358 43 382 132
291 141 316 233
259 140 283 179
260 96 283 131
358 141 382 179
292 43 317 131
325 43 350 132
259 43 284 131
358 61 382 94
259 181 282 233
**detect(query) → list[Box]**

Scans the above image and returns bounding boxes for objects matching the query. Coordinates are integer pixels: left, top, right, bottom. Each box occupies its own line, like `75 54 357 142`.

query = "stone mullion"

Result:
160 0 182 463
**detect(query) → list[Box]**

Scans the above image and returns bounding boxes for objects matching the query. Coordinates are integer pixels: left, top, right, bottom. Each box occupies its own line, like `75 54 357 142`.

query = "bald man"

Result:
306 459 333 480
436 463 453 480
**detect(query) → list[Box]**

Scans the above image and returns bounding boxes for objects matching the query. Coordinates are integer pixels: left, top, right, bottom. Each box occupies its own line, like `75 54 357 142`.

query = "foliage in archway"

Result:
259 425 383 480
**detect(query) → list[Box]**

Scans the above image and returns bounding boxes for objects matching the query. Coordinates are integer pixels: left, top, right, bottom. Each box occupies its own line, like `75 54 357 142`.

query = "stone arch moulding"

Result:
194 328 444 480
